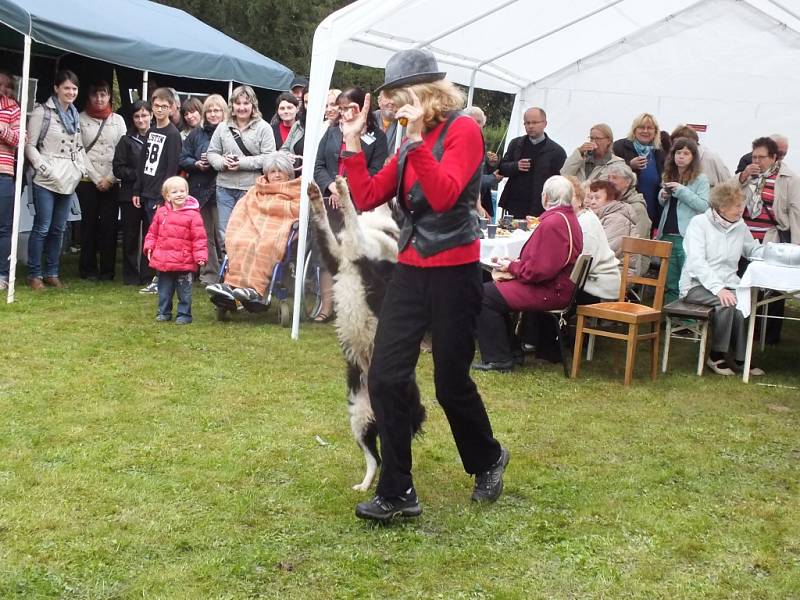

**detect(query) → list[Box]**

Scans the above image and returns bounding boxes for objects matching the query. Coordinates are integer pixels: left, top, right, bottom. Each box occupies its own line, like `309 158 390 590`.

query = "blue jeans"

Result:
27 183 74 278
215 186 246 248
0 176 14 279
157 271 193 322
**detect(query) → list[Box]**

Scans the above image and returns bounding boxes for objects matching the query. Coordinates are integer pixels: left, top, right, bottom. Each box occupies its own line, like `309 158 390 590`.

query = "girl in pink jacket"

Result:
143 176 207 323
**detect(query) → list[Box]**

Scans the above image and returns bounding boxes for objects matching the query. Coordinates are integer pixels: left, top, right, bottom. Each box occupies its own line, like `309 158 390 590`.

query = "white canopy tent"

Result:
292 0 800 337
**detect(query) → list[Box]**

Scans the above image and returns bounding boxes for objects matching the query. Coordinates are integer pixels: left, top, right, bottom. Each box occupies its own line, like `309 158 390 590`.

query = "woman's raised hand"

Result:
395 89 424 142
341 93 371 148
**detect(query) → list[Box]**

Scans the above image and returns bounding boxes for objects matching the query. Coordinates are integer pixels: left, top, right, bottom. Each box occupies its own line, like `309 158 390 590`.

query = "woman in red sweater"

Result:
341 49 508 522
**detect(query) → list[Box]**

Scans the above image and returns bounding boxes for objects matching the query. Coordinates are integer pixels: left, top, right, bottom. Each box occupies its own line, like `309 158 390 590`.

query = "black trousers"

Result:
476 282 525 364
77 181 118 279
369 262 501 497
119 202 146 285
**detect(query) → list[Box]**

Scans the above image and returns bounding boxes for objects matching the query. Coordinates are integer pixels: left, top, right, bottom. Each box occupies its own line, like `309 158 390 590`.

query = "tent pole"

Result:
142 70 148 101
228 81 233 102
8 35 32 304
466 70 477 107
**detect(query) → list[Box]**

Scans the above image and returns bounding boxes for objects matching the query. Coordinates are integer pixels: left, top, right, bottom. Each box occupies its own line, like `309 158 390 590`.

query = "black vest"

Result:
395 112 481 258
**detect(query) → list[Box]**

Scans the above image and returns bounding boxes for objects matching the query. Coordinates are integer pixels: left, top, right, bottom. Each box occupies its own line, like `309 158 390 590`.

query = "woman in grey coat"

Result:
206 85 275 246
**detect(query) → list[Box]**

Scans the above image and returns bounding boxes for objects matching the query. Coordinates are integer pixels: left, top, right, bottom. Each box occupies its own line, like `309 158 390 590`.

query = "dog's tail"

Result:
408 378 426 437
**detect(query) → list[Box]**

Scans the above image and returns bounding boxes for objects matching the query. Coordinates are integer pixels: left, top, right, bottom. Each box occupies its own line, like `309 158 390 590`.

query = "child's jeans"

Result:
157 271 193 322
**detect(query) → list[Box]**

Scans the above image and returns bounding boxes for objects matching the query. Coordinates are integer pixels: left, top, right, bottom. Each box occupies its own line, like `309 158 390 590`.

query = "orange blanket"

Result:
224 177 301 296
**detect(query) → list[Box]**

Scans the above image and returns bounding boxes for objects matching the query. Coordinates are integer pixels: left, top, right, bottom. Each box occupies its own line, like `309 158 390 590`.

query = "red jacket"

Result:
143 196 208 272
496 205 583 311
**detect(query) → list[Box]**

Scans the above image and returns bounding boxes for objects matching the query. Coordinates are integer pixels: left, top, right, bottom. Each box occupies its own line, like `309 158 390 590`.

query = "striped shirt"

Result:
743 173 777 240
0 95 21 177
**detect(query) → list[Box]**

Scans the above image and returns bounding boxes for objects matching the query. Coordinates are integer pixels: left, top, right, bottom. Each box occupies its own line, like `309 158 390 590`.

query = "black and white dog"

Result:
308 177 425 491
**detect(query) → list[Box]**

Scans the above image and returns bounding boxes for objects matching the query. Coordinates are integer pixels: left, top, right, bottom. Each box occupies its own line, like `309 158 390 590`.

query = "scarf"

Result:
202 122 217 137
746 162 780 218
86 102 112 120
712 209 738 230
53 95 80 136
632 139 653 157
584 150 613 178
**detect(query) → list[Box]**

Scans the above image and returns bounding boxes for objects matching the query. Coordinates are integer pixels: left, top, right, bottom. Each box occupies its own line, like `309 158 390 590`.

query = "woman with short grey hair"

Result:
262 150 295 178
680 182 764 376
474 175 583 371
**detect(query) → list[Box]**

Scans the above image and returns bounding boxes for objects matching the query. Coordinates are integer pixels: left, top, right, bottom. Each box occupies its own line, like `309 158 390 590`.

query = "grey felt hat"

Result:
375 49 446 93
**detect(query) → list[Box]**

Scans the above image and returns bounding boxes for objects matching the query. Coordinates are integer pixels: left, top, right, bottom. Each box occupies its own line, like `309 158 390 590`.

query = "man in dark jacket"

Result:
497 107 566 217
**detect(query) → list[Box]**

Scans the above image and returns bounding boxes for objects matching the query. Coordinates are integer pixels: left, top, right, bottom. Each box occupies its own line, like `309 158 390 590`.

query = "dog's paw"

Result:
334 176 352 207
307 182 324 211
352 482 370 492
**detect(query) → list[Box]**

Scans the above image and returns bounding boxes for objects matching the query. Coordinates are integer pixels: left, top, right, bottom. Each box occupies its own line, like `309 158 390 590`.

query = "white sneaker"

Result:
0 279 8 291
139 280 158 294
706 357 734 376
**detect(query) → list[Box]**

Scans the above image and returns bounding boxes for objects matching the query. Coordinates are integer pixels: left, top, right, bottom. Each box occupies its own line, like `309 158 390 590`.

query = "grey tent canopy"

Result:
0 0 294 90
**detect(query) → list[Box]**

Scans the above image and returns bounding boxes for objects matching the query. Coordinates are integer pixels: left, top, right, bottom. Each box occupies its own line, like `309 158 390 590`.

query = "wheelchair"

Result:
208 222 322 326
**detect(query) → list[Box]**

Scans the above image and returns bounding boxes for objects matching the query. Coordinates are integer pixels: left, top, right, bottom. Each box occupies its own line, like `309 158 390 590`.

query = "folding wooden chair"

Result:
570 237 672 386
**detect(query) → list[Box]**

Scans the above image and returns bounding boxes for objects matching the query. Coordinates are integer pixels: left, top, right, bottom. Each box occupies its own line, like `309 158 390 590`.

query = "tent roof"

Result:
323 0 800 95
0 0 294 90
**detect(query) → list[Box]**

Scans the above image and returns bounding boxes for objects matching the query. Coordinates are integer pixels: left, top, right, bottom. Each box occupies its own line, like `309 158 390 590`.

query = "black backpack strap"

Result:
84 117 108 153
228 127 254 156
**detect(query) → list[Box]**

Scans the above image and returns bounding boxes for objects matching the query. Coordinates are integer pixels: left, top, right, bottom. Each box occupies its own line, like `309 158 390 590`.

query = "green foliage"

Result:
153 0 516 126
0 259 799 597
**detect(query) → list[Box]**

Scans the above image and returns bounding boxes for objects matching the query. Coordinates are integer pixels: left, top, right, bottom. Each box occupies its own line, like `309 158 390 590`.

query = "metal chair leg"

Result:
662 315 672 373
697 319 709 376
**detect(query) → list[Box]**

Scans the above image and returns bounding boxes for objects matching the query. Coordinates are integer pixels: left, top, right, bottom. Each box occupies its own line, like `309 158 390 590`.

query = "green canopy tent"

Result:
1 0 294 302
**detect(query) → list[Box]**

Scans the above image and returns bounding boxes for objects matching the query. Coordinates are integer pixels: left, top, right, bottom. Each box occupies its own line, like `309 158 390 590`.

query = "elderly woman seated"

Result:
680 182 764 376
518 177 621 362
206 152 300 308
606 163 652 240
473 176 584 372
586 179 641 275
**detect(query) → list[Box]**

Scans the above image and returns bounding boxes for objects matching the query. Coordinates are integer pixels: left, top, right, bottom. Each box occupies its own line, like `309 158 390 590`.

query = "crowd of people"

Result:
472 108 797 377
0 43 796 524
0 65 795 360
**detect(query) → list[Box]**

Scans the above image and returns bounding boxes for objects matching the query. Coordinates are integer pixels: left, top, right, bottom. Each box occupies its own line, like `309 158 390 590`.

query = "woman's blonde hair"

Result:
709 182 743 211
202 94 228 122
387 80 465 129
229 85 261 120
590 123 613 142
565 175 586 208
626 112 661 149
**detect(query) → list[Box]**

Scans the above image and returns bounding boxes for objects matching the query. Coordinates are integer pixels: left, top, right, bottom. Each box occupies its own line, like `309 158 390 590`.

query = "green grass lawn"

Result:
1 267 798 599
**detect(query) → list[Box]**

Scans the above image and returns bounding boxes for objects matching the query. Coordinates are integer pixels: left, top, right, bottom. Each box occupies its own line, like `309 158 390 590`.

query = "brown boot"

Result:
43 276 65 289
28 277 46 291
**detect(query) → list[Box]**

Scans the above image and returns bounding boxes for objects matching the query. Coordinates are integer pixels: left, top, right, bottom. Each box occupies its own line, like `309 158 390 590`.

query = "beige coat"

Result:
24 97 87 194
79 111 126 185
699 146 731 187
738 161 800 243
561 149 625 183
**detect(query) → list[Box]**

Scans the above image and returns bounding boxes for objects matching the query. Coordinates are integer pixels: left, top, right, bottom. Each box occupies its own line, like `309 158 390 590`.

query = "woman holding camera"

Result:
206 85 275 246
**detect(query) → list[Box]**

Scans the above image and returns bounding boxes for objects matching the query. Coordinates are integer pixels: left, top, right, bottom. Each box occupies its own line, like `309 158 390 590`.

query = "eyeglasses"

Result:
589 136 607 142
152 104 171 111
206 108 223 114
524 120 545 125
751 154 771 160
636 125 655 131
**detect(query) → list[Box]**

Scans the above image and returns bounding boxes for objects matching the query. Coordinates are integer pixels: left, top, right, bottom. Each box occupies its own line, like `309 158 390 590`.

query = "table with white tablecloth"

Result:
735 260 800 383
479 229 532 264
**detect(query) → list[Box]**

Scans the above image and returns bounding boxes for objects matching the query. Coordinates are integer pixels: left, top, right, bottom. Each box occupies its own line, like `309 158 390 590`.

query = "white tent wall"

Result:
522 0 800 168
293 0 800 336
